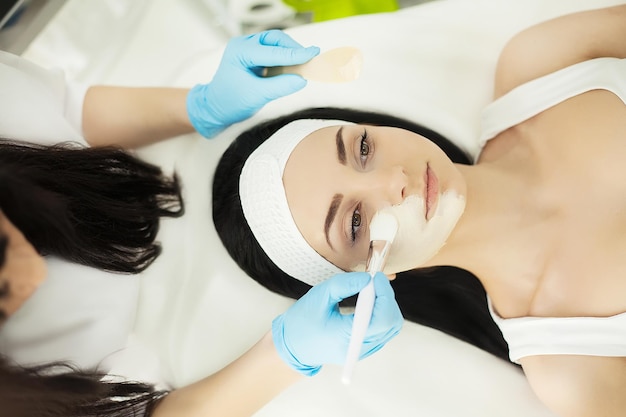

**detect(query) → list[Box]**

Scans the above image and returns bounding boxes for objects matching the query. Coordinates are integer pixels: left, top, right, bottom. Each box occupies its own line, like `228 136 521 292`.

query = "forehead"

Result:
282 125 343 263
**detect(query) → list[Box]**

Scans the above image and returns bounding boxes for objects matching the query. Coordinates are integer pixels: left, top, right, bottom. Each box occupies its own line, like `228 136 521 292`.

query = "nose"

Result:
359 165 407 207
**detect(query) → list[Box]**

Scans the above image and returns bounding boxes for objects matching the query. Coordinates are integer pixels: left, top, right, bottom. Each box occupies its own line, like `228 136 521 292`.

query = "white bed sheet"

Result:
25 0 625 415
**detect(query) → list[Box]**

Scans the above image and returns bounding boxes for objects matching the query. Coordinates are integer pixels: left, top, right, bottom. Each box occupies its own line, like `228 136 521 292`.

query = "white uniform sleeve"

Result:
0 51 88 146
0 257 140 372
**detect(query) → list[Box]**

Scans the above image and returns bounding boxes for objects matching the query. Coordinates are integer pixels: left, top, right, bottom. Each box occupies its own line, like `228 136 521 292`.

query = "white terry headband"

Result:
239 119 354 286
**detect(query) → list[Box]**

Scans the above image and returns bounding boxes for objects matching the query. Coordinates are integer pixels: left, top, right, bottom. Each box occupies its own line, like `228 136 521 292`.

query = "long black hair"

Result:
0 140 184 273
0 140 185 416
213 107 510 361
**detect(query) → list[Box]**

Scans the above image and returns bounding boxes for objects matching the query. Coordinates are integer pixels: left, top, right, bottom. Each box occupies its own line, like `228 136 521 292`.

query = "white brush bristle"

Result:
369 211 398 242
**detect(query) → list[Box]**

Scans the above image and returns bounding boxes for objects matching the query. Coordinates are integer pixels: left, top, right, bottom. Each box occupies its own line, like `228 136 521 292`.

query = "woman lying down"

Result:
213 5 626 417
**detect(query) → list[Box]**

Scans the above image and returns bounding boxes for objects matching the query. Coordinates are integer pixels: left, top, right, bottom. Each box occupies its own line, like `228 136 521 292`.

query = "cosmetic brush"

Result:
341 211 398 385
263 46 363 83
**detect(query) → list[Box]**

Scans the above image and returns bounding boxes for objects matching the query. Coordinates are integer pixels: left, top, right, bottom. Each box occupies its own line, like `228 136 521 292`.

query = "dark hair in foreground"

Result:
0 356 166 417
0 141 185 415
0 141 184 273
213 107 510 361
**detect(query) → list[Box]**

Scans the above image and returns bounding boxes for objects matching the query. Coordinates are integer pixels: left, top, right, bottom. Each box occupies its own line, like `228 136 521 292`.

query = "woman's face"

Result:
283 124 467 273
0 211 46 321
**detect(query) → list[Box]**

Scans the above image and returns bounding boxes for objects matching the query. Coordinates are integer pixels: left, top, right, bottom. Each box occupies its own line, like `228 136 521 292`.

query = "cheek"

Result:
383 195 429 272
349 196 430 273
382 192 465 273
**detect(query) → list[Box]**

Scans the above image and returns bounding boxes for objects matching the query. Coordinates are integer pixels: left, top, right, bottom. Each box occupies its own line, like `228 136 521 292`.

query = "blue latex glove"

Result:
272 272 403 376
187 30 320 138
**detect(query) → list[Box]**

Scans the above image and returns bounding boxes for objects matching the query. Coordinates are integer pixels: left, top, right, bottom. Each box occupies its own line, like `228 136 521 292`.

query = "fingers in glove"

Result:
370 272 403 332
241 31 320 68
255 74 308 100
322 271 371 305
257 30 304 48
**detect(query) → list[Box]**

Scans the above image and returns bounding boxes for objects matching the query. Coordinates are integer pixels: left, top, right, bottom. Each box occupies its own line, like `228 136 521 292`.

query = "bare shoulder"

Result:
521 355 626 417
494 5 626 99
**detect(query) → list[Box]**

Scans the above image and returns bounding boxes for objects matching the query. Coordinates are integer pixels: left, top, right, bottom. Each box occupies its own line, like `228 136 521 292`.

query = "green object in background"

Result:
283 0 399 22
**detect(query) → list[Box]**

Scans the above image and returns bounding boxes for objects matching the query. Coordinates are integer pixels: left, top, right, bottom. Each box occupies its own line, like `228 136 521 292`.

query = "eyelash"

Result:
350 204 362 243
350 129 371 243
358 129 371 166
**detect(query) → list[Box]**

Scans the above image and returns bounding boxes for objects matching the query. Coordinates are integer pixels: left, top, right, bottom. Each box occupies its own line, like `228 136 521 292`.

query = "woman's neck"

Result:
422 155 550 289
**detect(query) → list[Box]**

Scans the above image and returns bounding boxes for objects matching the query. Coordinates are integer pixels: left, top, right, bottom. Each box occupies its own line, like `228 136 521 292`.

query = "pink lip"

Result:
425 164 439 220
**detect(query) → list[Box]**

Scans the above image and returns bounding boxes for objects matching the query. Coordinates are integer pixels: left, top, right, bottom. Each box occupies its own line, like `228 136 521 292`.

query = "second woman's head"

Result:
213 108 472 298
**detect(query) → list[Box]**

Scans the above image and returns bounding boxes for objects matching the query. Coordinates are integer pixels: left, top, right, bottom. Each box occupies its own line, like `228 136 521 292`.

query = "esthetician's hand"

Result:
272 271 403 376
187 30 320 138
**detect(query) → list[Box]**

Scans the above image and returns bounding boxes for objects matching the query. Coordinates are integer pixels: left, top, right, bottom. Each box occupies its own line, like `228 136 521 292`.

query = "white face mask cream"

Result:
363 192 465 274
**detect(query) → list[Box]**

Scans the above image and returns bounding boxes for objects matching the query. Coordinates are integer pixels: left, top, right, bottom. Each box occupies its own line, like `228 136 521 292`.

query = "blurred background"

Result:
0 0 435 85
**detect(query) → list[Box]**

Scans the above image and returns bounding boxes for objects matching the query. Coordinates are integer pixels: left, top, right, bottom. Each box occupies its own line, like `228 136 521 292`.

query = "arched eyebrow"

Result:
336 127 346 165
324 193 343 249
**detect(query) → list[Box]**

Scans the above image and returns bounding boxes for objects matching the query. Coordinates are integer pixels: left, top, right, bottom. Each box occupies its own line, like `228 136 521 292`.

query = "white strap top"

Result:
479 57 626 148
481 58 626 364
487 298 626 364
